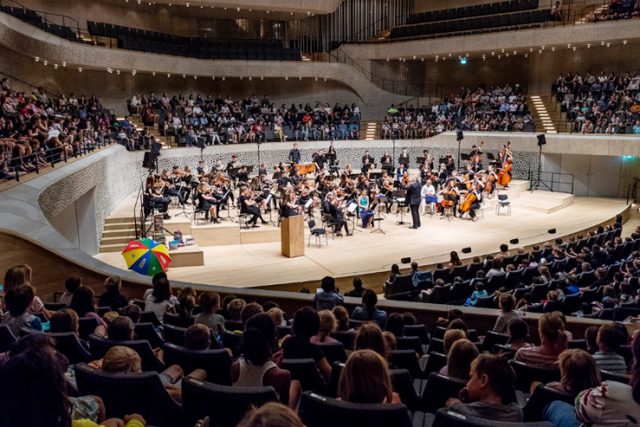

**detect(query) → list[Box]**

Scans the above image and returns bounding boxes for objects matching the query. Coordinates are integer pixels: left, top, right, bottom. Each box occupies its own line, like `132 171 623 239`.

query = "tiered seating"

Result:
391 3 547 40
0 5 78 41
407 0 540 25
88 21 301 61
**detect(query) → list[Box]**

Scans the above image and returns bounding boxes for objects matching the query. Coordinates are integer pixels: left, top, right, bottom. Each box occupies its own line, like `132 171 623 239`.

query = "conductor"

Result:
405 176 422 229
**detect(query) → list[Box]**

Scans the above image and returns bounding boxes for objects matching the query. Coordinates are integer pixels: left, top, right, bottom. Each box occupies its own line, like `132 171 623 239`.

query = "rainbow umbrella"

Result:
121 238 171 276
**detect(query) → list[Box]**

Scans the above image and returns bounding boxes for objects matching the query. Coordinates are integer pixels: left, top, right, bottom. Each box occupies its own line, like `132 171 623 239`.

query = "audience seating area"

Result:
0 5 78 41
407 0 540 25
552 71 640 134
88 22 301 61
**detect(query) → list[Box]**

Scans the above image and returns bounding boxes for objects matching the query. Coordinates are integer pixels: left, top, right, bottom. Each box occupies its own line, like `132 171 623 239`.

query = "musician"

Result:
404 176 422 229
445 153 455 173
226 154 240 183
258 163 268 176
281 190 303 218
288 143 301 164
421 179 436 215
440 179 460 217
460 182 483 222
362 150 374 167
196 159 208 177
164 167 186 205
196 178 220 223
358 189 374 228
145 176 171 219
361 156 373 176
312 149 326 171
328 193 351 236
398 148 410 168
237 166 250 184
327 142 337 166
380 151 392 169
238 186 267 227
469 144 483 159
484 165 498 196
422 149 434 171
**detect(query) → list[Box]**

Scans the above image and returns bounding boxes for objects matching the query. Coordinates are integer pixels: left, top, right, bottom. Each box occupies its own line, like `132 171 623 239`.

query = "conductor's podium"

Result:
280 215 305 258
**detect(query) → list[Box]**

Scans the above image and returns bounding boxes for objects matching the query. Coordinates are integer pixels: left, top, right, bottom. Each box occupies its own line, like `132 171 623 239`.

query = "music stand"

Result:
371 194 386 234
392 189 407 225
347 202 362 233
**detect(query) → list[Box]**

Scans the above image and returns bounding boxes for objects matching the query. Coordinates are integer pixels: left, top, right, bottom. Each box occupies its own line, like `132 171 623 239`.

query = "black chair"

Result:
482 331 510 353
139 311 162 328
432 408 553 427
221 330 242 356
403 324 430 346
277 325 293 339
224 320 244 331
561 293 581 316
44 302 67 311
313 342 347 364
509 360 560 393
280 358 327 393
388 349 423 379
48 332 92 364
428 338 445 354
163 343 232 385
133 322 165 349
299 391 412 427
0 324 17 352
423 351 447 376
164 323 188 346
396 336 424 355
308 219 328 247
522 383 575 421
75 363 182 427
182 377 278 427
78 317 99 340
567 339 588 350
432 326 447 339
419 372 467 413
163 312 194 328
330 331 355 350
600 369 630 384
88 335 165 372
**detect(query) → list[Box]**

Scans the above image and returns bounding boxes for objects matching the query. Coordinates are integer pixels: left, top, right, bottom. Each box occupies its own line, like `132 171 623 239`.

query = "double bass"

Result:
497 143 513 187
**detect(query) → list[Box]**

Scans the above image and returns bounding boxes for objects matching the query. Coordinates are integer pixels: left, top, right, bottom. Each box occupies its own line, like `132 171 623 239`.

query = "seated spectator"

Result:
505 318 532 351
122 303 142 323
543 291 563 313
351 289 388 329
493 294 520 334
241 302 264 326
266 307 286 328
281 307 331 381
173 291 196 327
106 316 135 341
344 277 365 298
468 282 488 306
194 292 225 335
98 276 127 311
515 312 567 369
443 329 467 356
49 308 86 346
69 286 106 328
226 298 247 322
310 310 339 344
232 327 300 408
540 349 601 395
354 323 389 360
448 318 469 335
593 324 628 375
60 275 83 306
585 326 599 354
446 354 522 421
0 284 42 335
313 276 344 311
442 339 479 380
184 324 212 350
385 313 405 339
338 349 400 404
383 331 397 350
332 306 350 331
3 264 50 319
143 275 178 323
237 402 304 427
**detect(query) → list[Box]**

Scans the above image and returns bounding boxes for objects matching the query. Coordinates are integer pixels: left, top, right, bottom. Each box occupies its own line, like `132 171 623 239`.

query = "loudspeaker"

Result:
196 138 206 149
548 228 556 234
461 247 471 254
151 141 162 156
456 130 464 141
142 152 157 169
537 134 546 146
510 238 519 244
400 257 412 264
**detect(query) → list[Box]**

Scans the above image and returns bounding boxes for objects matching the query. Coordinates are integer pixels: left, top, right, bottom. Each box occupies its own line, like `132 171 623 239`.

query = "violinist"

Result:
258 163 268 176
422 149 434 171
312 149 326 171
439 179 460 217
196 159 208 177
238 186 267 227
484 165 498 197
145 176 171 219
328 193 351 236
196 178 221 223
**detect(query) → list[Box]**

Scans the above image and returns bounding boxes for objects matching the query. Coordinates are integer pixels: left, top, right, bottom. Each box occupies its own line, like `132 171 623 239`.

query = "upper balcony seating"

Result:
406 0 539 25
0 5 78 42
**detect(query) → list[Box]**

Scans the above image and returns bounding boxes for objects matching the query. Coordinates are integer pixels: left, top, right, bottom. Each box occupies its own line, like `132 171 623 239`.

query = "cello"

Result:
459 190 477 214
497 158 512 187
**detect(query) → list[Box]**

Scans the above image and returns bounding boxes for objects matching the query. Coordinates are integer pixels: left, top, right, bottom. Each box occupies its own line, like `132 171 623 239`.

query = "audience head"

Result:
102 346 142 374
4 284 35 317
558 349 601 394
444 328 467 355
354 322 387 359
151 276 171 303
292 307 320 339
383 331 397 350
122 303 142 323
466 354 515 403
65 275 83 295
447 339 479 380
402 312 417 325
246 313 277 350
107 316 134 341
538 312 567 352
185 324 212 350
499 294 516 313
352 277 363 290
385 313 405 338
198 292 220 314
332 306 349 331
317 310 337 339
241 327 273 366
49 308 79 334
102 275 121 295
237 402 304 427
266 307 284 327
227 298 247 321
69 286 96 317
3 264 32 289
241 302 264 325
339 349 393 404
597 324 622 352
508 318 529 343
321 276 337 293
361 288 378 312
448 318 468 334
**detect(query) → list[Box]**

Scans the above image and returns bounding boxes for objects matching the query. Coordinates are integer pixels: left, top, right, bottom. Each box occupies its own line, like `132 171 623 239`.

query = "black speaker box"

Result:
143 152 157 169
461 247 471 254
537 134 546 146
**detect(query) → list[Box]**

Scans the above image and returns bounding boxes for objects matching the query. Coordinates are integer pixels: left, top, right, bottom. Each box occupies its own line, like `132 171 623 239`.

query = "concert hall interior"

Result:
1 0 640 426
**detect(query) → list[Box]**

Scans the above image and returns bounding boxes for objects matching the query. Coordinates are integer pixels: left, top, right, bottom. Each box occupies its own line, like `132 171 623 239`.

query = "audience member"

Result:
237 402 304 427
354 322 389 359
506 318 532 350
593 324 628 374
313 276 344 311
338 349 400 404
515 312 567 369
310 310 339 344
540 349 601 395
143 276 178 322
332 306 350 331
344 277 365 298
281 307 331 381
0 284 43 334
98 276 127 311
351 289 388 329
493 294 520 334
69 286 106 328
194 292 225 335
60 275 83 306
443 339 479 380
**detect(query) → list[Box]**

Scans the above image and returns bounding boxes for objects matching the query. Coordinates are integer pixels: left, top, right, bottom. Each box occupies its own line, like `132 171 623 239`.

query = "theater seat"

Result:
313 342 348 364
88 334 165 372
419 372 467 413
182 376 278 427
509 361 560 393
430 408 553 426
0 325 17 352
48 332 92 364
281 358 327 393
299 391 412 427
522 384 574 421
163 343 232 385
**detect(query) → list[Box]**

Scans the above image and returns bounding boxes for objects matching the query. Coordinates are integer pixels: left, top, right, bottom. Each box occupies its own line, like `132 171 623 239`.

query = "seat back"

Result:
403 324 430 345
133 322 165 349
139 311 162 327
163 343 232 385
433 408 553 427
75 363 182 427
509 360 560 393
420 372 467 413
163 312 194 327
428 338 445 354
48 332 92 364
600 369 630 384
78 317 99 340
88 335 165 372
388 350 422 379
299 391 412 427
182 376 277 427
280 358 327 393
163 323 187 346
313 342 348 364
330 331 355 350
522 384 575 422
396 336 424 355
423 351 447 376
0 324 17 352
482 331 510 353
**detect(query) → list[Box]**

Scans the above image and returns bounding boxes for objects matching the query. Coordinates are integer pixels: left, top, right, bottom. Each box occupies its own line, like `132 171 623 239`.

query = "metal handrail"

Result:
528 170 575 193
0 0 81 36
0 69 61 98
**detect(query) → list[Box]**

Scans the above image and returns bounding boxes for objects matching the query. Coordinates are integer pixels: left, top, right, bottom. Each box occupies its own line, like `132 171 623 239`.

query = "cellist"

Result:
459 181 483 222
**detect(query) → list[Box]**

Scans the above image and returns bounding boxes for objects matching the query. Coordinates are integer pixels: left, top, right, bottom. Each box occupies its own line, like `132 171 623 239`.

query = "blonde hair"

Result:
443 329 467 355
446 339 479 379
227 298 247 321
237 402 303 427
383 331 397 350
317 310 336 339
339 349 393 404
266 307 284 326
539 312 567 352
102 346 142 374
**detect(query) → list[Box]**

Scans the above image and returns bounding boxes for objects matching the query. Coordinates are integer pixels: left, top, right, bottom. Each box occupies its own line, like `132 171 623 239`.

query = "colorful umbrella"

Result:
121 238 171 276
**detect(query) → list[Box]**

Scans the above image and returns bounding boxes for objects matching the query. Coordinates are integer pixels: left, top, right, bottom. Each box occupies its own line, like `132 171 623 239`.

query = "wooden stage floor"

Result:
95 183 630 291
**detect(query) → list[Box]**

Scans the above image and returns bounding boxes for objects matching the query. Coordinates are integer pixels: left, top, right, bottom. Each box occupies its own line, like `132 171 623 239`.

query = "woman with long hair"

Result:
515 312 567 370
338 349 400 404
351 289 388 329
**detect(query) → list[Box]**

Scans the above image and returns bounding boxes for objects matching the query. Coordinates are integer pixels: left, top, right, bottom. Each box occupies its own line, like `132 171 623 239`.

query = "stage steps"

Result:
516 191 574 214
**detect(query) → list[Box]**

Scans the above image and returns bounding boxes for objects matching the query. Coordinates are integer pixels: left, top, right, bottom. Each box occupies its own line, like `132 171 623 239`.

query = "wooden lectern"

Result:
281 215 305 258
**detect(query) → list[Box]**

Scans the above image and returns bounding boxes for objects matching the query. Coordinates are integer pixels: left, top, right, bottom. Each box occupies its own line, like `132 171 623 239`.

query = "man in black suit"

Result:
398 148 410 168
288 143 301 164
405 176 422 229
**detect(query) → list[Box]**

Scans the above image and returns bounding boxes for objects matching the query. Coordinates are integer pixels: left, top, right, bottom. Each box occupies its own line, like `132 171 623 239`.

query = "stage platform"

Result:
95 182 630 292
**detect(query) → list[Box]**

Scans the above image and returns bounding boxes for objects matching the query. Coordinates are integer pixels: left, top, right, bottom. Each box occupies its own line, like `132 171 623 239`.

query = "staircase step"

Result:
102 229 137 238
105 216 137 224
100 236 135 246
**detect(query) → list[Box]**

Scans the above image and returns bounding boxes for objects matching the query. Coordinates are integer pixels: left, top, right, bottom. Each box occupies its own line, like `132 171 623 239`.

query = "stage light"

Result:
459 57 467 65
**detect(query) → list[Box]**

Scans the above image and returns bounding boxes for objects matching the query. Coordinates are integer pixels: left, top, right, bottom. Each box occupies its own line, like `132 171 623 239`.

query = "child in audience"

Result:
0 284 42 335
584 326 599 354
338 349 401 404
3 264 50 319
195 292 225 335
385 313 405 339
443 329 467 356
282 307 332 381
237 402 303 427
60 275 83 306
493 294 520 334
310 310 339 344
505 318 532 351
442 339 479 380
98 276 127 311
267 307 286 328
69 286 106 329
515 312 567 369
593 324 628 375
446 354 522 421
354 322 389 359
241 302 264 325
539 348 601 395
468 282 488 306
332 306 350 331
143 276 177 323
226 298 247 322
184 324 213 350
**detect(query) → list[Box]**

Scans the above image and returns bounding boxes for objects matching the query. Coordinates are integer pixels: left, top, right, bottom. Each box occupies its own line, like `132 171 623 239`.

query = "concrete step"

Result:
105 216 137 225
516 191 574 214
101 229 137 238
103 222 136 232
100 235 135 247
99 243 126 253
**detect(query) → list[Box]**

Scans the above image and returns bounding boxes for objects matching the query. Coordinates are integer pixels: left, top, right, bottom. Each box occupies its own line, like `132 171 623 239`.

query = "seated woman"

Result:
354 323 389 360
358 189 374 228
49 308 89 348
441 339 479 380
515 312 567 370
69 286 107 329
533 348 601 396
310 310 339 344
338 349 401 404
385 313 405 339
232 327 300 409
281 307 332 382
351 289 388 329
0 284 43 335
505 318 533 351
101 346 205 403
332 306 350 332
98 276 128 312
143 275 178 323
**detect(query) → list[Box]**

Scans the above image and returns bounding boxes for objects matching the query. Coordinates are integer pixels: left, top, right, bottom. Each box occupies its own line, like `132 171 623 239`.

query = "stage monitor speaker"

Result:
456 130 464 141
400 257 412 264
510 238 519 245
537 134 546 146
548 228 556 234
151 141 162 156
142 152 157 169
461 247 471 254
